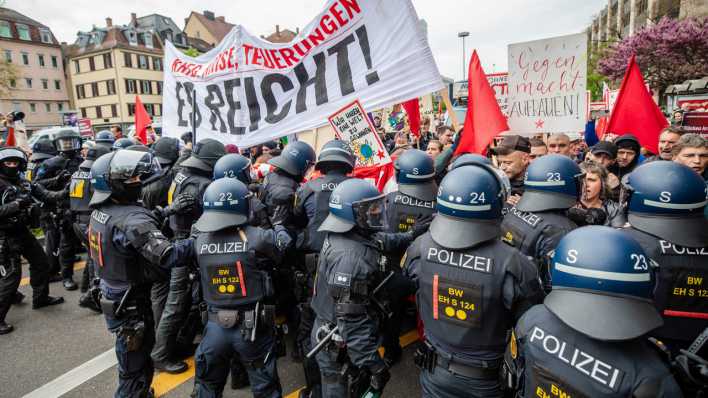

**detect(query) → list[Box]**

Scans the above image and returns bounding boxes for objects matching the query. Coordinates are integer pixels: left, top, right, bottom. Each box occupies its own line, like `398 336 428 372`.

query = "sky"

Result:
9 0 607 81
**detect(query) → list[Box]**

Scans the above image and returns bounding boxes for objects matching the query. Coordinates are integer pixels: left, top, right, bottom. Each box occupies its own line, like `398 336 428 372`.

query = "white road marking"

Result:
22 348 116 398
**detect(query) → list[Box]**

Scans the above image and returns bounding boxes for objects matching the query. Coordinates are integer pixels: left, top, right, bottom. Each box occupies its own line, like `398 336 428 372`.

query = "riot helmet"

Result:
89 152 115 206
194 178 252 232
431 164 506 249
394 149 437 201
94 130 115 145
623 161 708 247
107 149 161 202
0 147 27 179
516 154 582 212
30 137 58 162
315 139 355 173
268 141 315 178
53 128 82 153
213 153 252 184
318 178 386 233
546 226 662 341
152 137 180 166
180 138 226 172
79 145 111 171
449 153 492 169
112 138 134 151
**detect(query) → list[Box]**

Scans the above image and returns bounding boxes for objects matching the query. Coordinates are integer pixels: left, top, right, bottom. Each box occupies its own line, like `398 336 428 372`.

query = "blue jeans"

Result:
194 320 282 398
419 366 502 398
104 310 155 398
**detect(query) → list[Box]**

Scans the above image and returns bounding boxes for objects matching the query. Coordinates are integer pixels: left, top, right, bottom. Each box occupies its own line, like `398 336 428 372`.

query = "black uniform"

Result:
69 164 95 291
141 164 179 211
508 304 683 397
404 233 543 398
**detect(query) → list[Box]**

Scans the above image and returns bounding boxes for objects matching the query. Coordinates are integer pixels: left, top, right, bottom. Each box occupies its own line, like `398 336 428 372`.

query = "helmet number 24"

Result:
630 253 648 270
469 192 486 204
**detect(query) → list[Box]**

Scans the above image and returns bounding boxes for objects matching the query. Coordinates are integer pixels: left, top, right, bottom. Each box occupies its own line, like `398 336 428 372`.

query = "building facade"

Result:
183 11 234 47
65 14 186 132
0 8 70 132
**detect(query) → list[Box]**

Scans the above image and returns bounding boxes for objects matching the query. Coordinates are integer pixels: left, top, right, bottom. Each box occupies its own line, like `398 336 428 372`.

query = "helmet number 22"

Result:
630 253 648 270
218 192 234 201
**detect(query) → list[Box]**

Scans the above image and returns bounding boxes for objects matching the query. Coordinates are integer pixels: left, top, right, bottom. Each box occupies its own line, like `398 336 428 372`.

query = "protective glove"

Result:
411 213 434 238
167 193 196 216
14 195 32 210
368 364 391 392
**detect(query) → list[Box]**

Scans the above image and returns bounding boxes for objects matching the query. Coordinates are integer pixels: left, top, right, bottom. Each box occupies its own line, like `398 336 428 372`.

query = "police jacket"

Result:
34 154 83 191
404 232 544 362
68 166 92 217
168 166 212 238
260 169 300 227
624 227 708 349
142 164 178 210
293 171 349 253
0 175 33 231
508 304 683 398
89 202 192 289
501 207 577 262
382 190 435 268
310 230 388 372
194 225 291 310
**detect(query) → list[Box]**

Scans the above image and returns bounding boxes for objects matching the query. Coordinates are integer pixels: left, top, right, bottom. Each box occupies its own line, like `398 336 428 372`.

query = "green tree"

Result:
587 44 610 101
182 47 200 57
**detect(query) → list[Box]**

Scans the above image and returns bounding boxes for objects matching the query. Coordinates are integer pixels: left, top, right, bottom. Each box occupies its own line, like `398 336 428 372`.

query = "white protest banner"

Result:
328 99 390 167
507 33 587 134
162 0 443 147
487 72 508 116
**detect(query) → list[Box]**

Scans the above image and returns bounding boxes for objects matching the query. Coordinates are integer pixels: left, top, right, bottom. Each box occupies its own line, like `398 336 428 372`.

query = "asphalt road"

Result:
0 256 422 398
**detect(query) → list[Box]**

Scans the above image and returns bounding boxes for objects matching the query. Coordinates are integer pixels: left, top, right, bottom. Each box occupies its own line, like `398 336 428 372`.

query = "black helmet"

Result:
89 152 115 206
431 164 506 249
95 130 115 144
394 149 437 201
181 138 226 172
516 154 582 212
30 137 57 162
79 145 111 170
315 139 355 173
0 147 27 178
268 141 315 177
108 149 161 202
112 138 135 151
213 153 252 184
53 128 82 153
318 178 386 233
194 178 252 232
623 161 708 247
152 137 180 166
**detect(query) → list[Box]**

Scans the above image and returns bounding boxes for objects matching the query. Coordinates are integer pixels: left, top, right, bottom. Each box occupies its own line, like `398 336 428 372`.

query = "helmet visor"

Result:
110 150 161 184
56 137 81 152
352 194 388 231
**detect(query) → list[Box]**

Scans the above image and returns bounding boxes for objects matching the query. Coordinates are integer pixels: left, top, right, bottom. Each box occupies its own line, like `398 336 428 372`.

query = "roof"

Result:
187 36 213 53
187 11 234 42
67 26 163 58
263 28 297 43
0 7 59 46
0 8 47 28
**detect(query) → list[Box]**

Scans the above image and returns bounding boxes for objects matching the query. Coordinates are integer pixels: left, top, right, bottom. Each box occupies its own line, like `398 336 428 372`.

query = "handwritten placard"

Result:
328 99 391 167
507 33 587 133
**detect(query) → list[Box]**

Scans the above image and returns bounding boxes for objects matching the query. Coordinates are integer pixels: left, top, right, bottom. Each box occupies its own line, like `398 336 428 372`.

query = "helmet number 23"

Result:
630 253 648 270
546 172 561 182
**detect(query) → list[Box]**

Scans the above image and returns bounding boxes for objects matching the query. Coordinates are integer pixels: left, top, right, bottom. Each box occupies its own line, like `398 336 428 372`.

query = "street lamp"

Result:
458 31 470 80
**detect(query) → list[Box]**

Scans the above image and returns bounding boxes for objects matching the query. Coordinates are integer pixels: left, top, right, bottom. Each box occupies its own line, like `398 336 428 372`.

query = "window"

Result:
154 104 161 116
40 29 52 43
51 55 58 68
123 52 132 67
45 103 51 112
144 103 153 115
0 21 11 38
152 57 162 71
38 54 45 67
96 106 102 118
4 50 11 63
103 53 112 68
107 79 116 95
29 103 36 112
138 54 148 69
17 24 30 41
21 52 28 65
12 102 20 111
9 79 15 88
125 79 137 94
54 80 60 90
127 31 137 46
111 104 117 117
127 103 136 116
89 56 95 71
58 102 64 112
76 84 85 99
144 33 153 49
91 82 98 97
25 78 32 88
80 107 87 118
74 60 80 74
140 80 151 94
41 79 48 89
156 81 162 95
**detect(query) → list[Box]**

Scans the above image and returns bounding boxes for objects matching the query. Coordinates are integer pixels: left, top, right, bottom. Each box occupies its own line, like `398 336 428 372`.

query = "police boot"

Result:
78 293 101 313
32 295 65 309
62 278 78 291
154 360 188 374
0 321 13 335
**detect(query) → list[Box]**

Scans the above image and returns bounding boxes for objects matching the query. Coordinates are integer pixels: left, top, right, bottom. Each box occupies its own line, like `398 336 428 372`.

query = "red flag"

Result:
605 55 667 154
5 126 15 147
134 95 152 145
454 50 509 155
401 98 421 138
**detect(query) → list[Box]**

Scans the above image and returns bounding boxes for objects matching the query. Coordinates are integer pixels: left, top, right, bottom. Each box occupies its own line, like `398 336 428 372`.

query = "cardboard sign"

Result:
507 33 587 133
328 99 390 167
78 118 93 136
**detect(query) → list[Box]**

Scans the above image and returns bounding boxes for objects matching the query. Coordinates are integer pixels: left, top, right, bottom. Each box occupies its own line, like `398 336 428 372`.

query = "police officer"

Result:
310 178 395 398
94 130 116 151
152 138 225 374
622 161 708 357
142 137 181 211
500 154 580 289
403 164 543 398
27 137 57 182
34 128 84 291
213 153 269 228
88 149 194 398
0 147 64 335
506 226 683 397
112 138 135 151
191 177 292 398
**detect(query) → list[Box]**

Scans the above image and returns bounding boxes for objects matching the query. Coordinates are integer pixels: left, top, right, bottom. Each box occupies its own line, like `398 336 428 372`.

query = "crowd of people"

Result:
0 114 706 398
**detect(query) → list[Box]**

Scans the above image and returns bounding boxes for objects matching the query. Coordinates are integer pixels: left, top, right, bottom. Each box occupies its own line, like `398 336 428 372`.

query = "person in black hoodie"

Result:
612 134 641 178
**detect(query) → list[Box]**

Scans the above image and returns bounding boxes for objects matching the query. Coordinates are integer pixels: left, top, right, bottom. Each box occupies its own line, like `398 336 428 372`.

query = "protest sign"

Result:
607 89 619 112
507 33 587 134
328 99 390 167
78 118 92 136
487 73 508 115
682 112 708 137
162 0 443 147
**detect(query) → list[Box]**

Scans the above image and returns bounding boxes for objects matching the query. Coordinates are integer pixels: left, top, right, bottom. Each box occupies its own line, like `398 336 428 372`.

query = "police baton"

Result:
306 324 339 360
